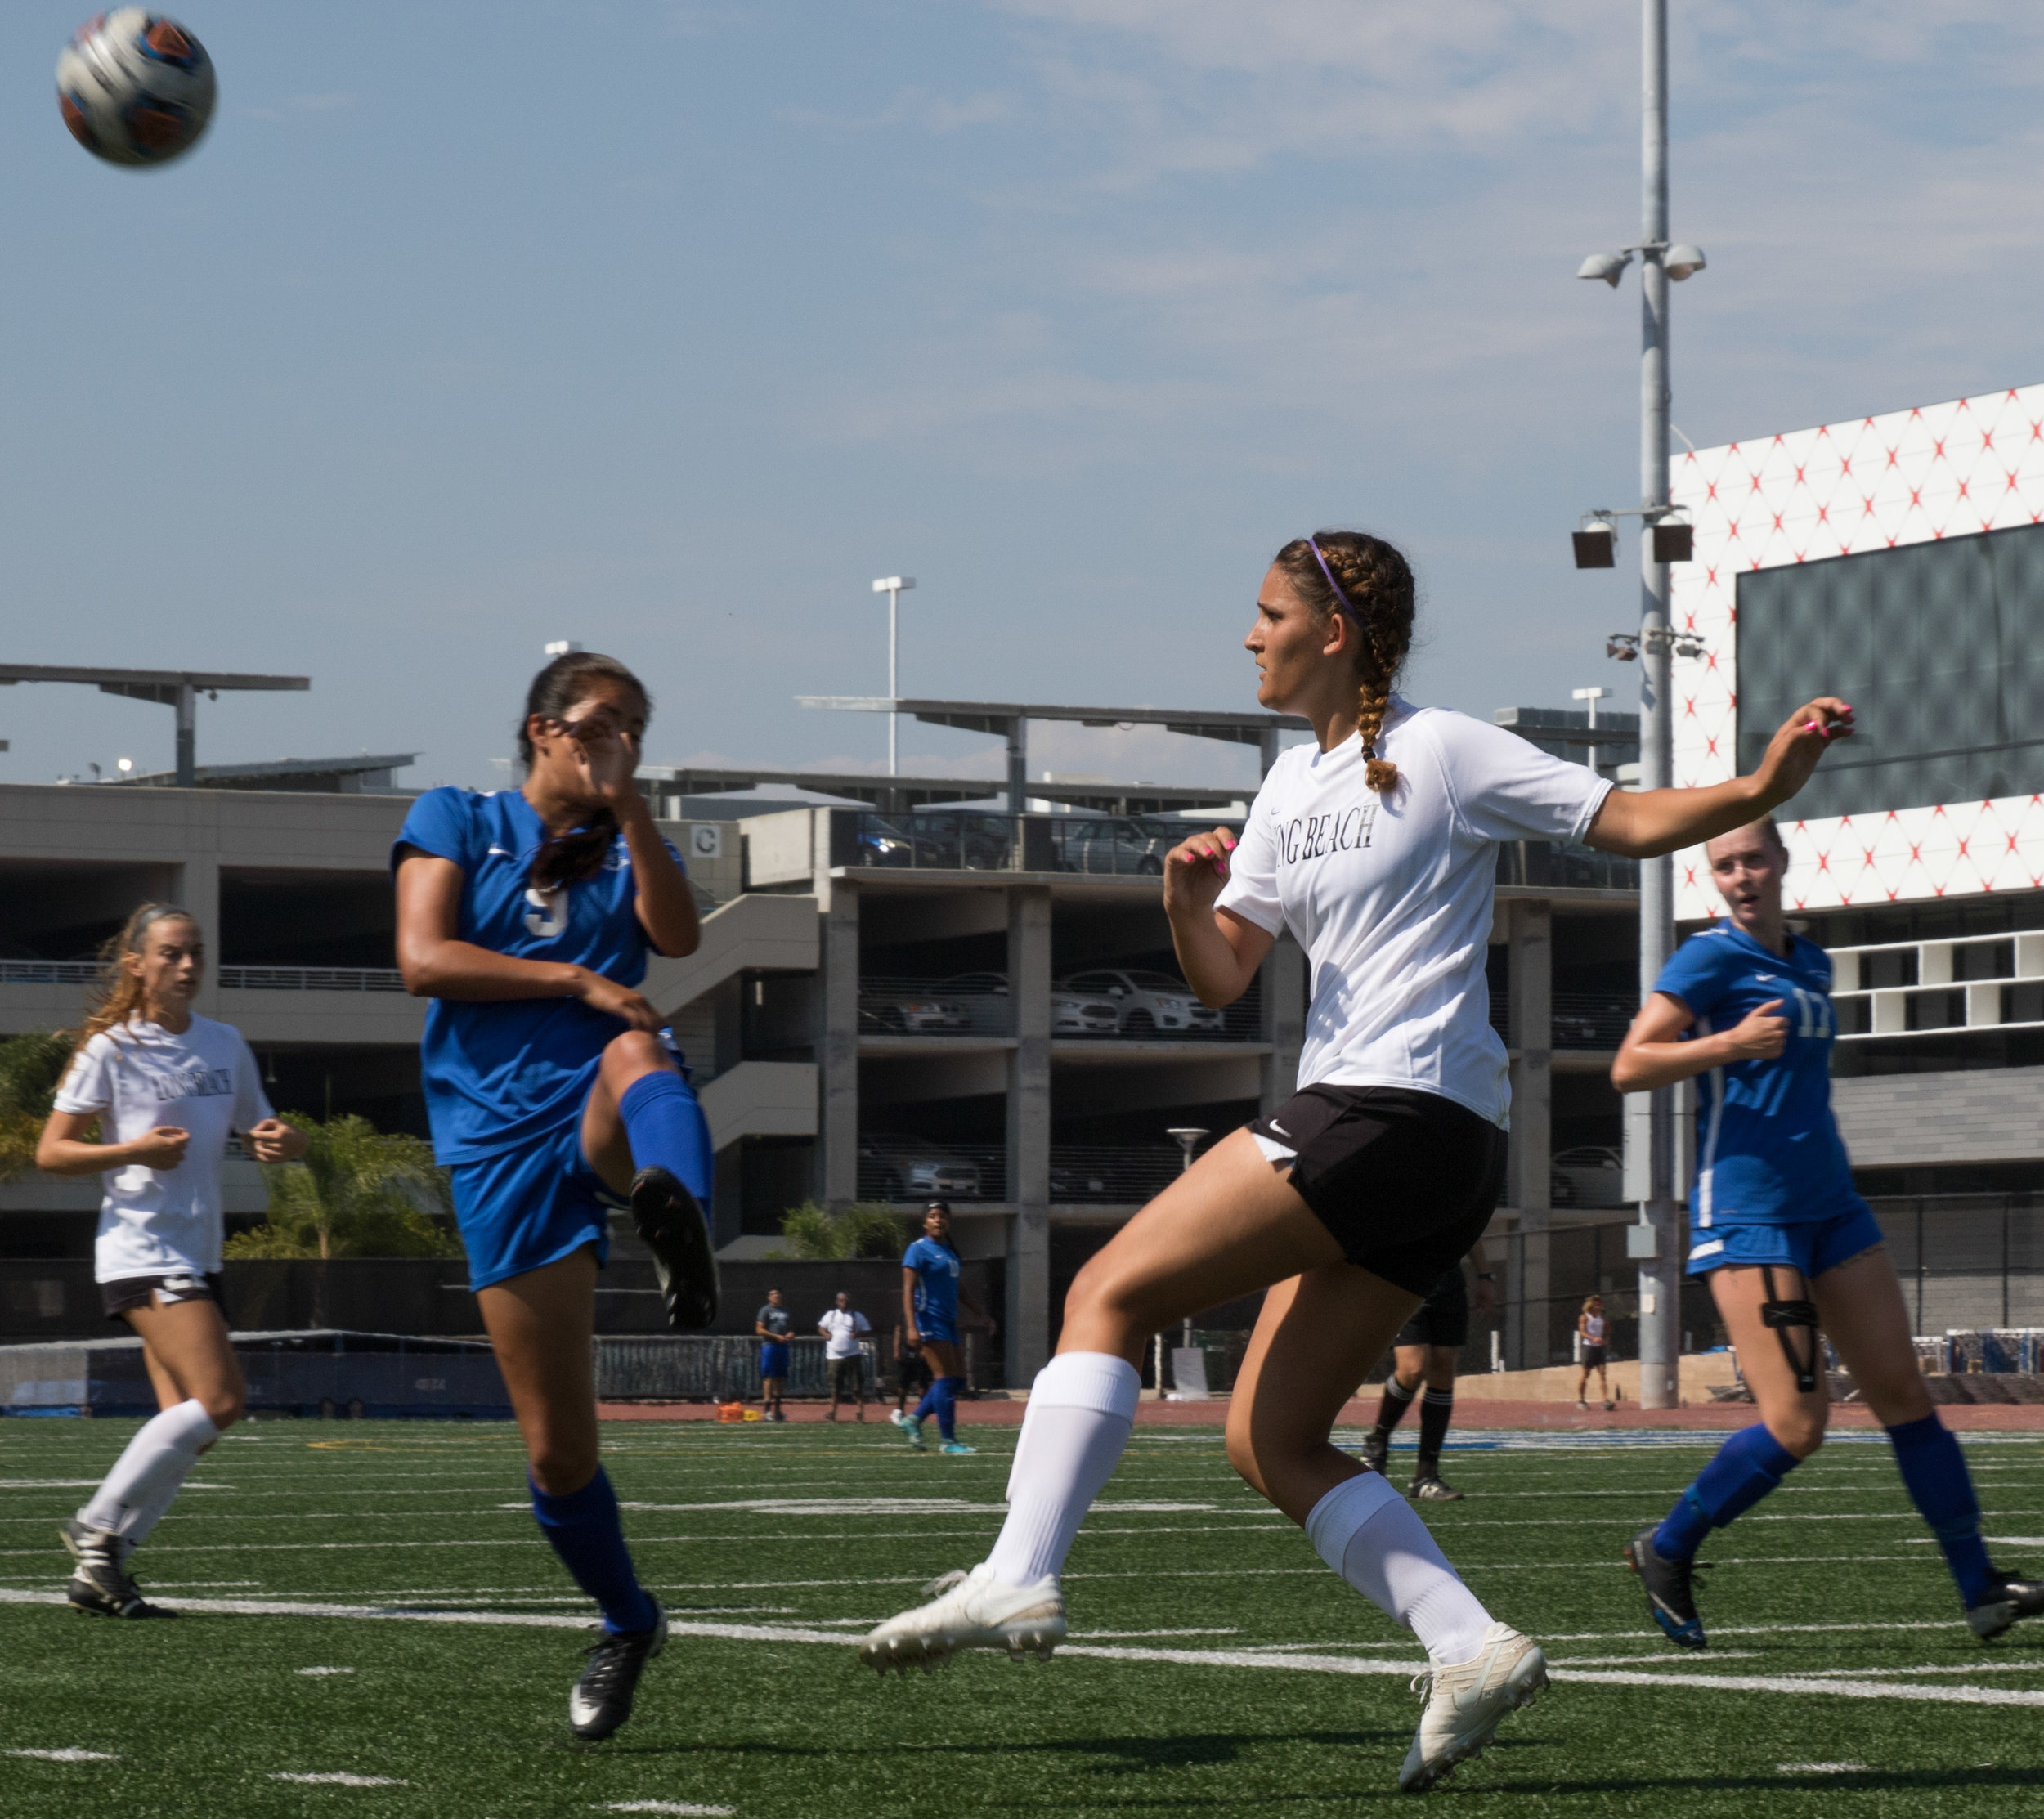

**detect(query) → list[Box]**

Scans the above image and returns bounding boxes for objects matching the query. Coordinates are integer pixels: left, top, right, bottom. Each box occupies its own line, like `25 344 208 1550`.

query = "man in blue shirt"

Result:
755 1289 794 1422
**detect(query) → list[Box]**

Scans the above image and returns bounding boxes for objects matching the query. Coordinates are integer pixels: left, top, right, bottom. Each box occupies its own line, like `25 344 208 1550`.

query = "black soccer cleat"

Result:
1411 1473 1464 1503
1967 1568 2044 1641
1625 1526 1706 1650
630 1167 719 1331
61 1520 174 1620
569 1603 667 1741
1360 1431 1390 1476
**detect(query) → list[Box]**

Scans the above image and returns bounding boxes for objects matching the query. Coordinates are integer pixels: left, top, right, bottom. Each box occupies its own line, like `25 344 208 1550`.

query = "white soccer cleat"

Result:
857 1564 1065 1675
1397 1622 1547 1794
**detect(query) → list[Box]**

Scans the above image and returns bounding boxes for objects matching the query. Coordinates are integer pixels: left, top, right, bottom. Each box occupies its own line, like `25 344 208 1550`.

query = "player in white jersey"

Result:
37 903 306 1618
858 529 1853 1791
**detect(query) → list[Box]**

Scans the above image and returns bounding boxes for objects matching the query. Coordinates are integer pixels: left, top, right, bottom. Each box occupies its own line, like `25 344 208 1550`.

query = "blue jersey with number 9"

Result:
1653 922 1862 1227
393 787 680 1166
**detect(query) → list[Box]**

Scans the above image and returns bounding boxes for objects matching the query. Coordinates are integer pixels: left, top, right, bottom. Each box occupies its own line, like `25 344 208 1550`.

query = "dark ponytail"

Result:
518 651 652 891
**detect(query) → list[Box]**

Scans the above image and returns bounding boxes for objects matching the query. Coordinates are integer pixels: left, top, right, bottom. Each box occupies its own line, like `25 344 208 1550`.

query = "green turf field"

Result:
6 1416 2044 1817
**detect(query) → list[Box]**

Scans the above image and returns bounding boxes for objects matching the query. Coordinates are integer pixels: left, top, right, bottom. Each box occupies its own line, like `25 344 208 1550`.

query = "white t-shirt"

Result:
817 1307 872 1359
53 1014 274 1284
1217 697 1611 1128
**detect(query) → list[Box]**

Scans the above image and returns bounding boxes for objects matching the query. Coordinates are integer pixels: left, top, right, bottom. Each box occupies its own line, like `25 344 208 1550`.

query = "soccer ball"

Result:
56 11 216 168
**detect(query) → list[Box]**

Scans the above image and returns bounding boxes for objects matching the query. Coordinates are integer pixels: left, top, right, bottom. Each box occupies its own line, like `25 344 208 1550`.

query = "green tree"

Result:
226 1113 460 1261
769 1200 912 1261
0 1030 78 1181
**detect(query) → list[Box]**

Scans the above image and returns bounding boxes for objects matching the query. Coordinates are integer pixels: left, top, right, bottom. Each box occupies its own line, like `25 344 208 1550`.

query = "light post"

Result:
1164 1127 1208 1368
1573 0 1706 1410
870 576 916 776
1572 686 1610 776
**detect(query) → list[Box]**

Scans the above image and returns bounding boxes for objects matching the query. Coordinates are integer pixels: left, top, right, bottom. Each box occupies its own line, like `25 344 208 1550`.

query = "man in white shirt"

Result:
817 1290 872 1422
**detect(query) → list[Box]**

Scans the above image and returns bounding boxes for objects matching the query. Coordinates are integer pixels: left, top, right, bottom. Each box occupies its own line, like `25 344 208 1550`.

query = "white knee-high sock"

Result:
985 1352 1141 1587
1306 1471 1493 1665
78 1399 219 1543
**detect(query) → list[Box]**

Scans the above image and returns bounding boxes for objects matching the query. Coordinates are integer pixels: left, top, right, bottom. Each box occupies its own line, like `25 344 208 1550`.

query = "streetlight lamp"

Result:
870 576 916 776
1572 0 1705 1411
1572 686 1610 776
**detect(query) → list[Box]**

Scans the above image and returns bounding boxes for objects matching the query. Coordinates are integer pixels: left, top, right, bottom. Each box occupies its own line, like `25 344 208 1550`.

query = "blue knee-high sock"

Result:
529 1468 657 1635
912 1380 941 1426
930 1375 958 1441
1889 1413 1996 1606
1653 1423 1801 1561
618 1071 714 1203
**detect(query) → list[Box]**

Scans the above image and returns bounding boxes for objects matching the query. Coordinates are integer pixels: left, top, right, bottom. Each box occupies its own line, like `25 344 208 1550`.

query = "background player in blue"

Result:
893 1201 995 1454
393 649 719 1741
1613 816 2044 1650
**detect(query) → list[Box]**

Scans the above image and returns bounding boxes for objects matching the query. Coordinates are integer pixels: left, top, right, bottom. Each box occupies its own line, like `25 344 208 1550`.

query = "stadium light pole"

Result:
1574 0 1707 1409
871 576 915 776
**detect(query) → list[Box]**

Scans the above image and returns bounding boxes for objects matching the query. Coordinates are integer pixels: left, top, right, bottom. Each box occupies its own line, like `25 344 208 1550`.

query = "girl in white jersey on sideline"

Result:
1576 1295 1612 1410
37 903 306 1618
858 529 1853 1794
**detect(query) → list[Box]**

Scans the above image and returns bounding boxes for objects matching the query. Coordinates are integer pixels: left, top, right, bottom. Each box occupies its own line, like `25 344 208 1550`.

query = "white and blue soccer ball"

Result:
56 11 216 168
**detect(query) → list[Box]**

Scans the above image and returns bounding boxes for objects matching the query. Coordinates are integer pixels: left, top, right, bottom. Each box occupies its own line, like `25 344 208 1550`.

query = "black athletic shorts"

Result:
1581 1345 1607 1369
898 1350 933 1395
827 1355 864 1394
1394 1264 1470 1350
1249 1085 1506 1297
101 1270 226 1322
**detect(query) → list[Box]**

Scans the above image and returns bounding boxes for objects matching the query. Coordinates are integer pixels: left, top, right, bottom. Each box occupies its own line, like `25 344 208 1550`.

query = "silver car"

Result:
857 1133 984 1200
1057 968 1224 1037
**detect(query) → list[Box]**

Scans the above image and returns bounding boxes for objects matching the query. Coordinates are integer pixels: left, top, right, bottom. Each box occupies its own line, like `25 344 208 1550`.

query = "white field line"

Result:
5 1747 119 1761
0 1587 2032 1707
271 1772 407 1786
595 1804 737 1815
297 1667 355 1676
1777 1763 1869 1773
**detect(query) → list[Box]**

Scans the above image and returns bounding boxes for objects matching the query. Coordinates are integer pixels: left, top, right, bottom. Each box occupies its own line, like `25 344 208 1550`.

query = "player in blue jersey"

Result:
892 1201 995 1454
393 649 719 1741
1614 816 2044 1649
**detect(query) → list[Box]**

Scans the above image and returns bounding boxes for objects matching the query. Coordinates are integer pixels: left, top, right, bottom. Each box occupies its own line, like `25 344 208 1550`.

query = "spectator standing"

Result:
1576 1296 1613 1411
818 1290 872 1422
755 1288 793 1422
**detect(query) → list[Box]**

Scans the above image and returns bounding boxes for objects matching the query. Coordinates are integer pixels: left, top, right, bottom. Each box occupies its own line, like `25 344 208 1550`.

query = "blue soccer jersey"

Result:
393 787 681 1164
1653 922 1862 1226
903 1235 961 1326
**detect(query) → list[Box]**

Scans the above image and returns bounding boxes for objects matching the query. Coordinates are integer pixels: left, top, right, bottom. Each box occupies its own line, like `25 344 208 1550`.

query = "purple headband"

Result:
1306 538 1362 625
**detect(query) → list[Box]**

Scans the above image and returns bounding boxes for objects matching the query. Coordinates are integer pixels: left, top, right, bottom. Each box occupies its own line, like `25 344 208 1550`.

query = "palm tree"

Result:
226 1113 459 1261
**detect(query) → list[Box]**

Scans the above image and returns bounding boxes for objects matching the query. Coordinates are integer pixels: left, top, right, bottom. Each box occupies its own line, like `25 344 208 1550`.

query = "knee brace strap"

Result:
1759 1266 1822 1393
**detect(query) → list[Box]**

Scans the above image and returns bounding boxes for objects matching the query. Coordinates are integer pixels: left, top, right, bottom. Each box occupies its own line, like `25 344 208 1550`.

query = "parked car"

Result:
1056 967 1224 1037
1551 1145 1625 1207
908 813 1013 871
1048 1162 1109 1200
1050 982 1120 1036
856 1133 984 1200
855 818 915 867
858 983 972 1034
1053 818 1181 876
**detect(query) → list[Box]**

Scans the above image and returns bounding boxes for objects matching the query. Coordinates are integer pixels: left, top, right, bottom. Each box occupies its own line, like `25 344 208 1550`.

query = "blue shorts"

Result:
917 1315 958 1346
759 1343 791 1379
1685 1202 1885 1281
450 1120 622 1292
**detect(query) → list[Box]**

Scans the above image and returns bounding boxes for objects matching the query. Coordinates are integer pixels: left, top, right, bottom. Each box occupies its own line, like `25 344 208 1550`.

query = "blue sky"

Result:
6 2 2044 795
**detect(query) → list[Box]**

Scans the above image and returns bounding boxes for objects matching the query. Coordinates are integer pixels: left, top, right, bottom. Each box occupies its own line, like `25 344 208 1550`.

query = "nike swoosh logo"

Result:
487 846 512 857
1267 1122 1290 1137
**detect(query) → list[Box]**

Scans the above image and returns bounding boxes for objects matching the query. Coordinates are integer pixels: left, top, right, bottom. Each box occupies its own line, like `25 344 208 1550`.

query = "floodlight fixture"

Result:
543 639 583 656
1577 250 1633 287
1672 634 1707 661
1573 513 1618 569
1665 244 1706 280
872 576 916 595
1607 634 1641 662
1652 520 1694 563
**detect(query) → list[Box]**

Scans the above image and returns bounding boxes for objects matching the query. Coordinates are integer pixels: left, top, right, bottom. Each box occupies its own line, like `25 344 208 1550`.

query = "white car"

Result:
1056 968 1224 1037
1050 983 1120 1036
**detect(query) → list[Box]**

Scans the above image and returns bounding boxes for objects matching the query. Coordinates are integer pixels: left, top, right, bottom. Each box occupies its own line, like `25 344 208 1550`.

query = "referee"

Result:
1362 1242 1495 1499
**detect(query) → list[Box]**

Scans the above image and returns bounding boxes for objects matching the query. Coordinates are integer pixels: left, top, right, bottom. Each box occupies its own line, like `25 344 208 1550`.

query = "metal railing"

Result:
856 1143 1006 1203
1495 840 1638 892
0 960 99 985
218 966 408 992
836 810 1239 878
1487 989 1636 1050
1049 1145 1197 1203
594 1335 881 1400
858 973 1262 1042
859 975 1015 1037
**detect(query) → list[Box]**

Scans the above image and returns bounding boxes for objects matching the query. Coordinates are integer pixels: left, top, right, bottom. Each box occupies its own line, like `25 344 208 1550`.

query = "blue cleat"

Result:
939 1441 977 1456
1625 1526 1706 1649
890 1410 926 1451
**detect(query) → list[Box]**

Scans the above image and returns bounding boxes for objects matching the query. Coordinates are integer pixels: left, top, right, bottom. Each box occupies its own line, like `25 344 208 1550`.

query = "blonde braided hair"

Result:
1276 531 1416 793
